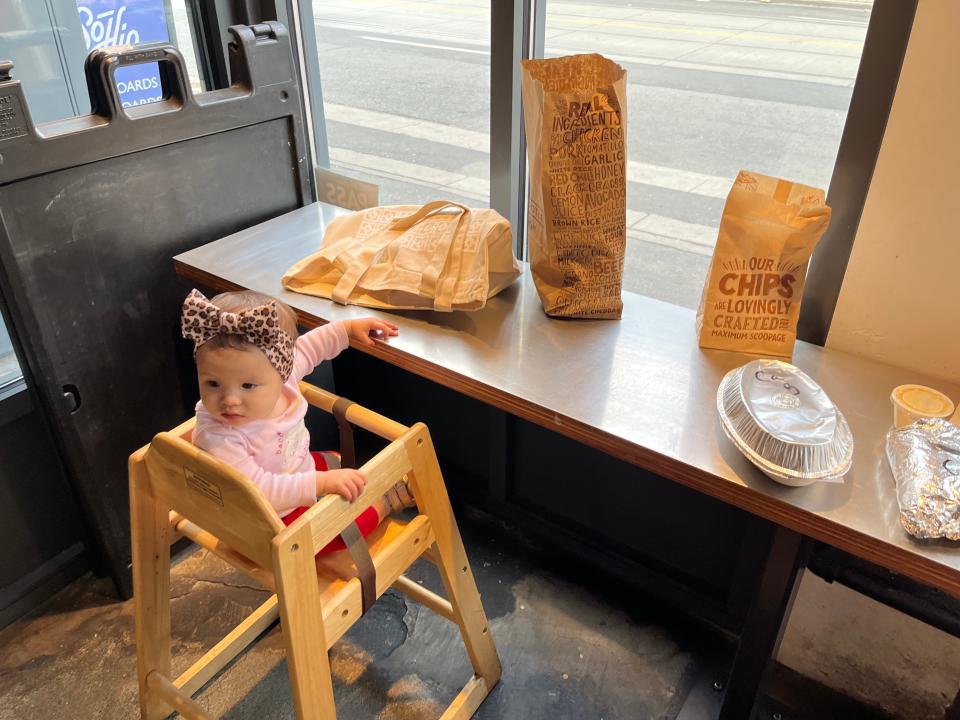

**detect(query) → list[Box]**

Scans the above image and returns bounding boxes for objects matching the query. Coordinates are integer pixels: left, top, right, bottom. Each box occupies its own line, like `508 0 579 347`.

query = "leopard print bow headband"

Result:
181 289 295 380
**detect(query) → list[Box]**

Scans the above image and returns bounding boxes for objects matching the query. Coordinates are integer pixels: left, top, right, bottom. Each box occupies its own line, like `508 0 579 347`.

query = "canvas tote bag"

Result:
521 53 628 319
696 170 832 358
282 200 520 311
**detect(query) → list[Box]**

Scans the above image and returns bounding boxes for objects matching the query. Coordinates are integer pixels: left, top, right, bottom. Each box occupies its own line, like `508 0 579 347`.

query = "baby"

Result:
181 288 412 553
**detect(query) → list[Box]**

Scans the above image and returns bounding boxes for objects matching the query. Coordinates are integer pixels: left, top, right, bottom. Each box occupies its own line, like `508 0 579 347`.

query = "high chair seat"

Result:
129 383 501 720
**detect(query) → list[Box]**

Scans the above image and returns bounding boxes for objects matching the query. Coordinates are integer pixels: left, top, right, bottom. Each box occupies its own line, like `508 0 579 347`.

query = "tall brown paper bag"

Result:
521 54 627 319
696 170 832 358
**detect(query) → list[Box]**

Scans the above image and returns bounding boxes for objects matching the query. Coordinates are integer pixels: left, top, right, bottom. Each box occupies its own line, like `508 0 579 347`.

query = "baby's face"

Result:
196 344 285 426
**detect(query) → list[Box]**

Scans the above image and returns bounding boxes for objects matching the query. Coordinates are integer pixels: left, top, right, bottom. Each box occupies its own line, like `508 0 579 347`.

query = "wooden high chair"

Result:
129 382 501 720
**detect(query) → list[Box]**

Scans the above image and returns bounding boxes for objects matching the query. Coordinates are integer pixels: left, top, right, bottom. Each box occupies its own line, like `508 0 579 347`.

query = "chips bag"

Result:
696 170 831 357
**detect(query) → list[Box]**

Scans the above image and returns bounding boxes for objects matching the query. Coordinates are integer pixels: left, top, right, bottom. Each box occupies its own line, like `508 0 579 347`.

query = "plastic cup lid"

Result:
891 385 954 417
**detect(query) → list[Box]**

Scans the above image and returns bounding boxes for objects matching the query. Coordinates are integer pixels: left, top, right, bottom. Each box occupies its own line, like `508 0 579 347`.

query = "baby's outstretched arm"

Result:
292 322 351 380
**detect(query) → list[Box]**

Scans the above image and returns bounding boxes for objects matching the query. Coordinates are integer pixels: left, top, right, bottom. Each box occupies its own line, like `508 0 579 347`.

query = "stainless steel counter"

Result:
175 201 960 596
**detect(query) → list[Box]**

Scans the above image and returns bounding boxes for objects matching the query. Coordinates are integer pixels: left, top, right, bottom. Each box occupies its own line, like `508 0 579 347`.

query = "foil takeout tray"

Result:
886 418 960 540
717 359 854 486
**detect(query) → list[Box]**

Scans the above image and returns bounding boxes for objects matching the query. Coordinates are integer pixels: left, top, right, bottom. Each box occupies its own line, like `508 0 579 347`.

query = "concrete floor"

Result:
0 508 887 720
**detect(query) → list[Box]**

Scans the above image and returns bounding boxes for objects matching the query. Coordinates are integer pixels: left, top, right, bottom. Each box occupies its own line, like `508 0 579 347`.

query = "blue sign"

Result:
76 0 171 108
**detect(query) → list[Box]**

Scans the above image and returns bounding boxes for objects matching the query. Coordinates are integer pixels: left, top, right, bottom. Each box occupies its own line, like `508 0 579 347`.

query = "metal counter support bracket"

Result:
678 524 810 720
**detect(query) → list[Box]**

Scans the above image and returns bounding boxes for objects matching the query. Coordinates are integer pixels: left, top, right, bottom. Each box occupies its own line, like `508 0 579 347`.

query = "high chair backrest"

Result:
140 428 284 568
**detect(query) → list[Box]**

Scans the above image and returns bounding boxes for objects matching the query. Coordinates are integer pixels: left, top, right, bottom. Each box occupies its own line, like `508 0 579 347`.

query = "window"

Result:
0 1 205 125
0 0 204 389
312 0 492 207
0 323 17 391
534 0 873 309
304 1 878 314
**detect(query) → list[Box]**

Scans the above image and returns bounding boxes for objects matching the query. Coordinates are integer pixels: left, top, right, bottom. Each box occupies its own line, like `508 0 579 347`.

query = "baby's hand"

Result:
346 318 399 347
317 469 367 502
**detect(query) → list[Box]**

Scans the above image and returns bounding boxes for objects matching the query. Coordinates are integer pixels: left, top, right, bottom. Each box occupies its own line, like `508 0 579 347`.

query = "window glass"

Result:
313 0 491 207
0 323 17 390
0 0 205 125
0 0 204 388
541 0 873 308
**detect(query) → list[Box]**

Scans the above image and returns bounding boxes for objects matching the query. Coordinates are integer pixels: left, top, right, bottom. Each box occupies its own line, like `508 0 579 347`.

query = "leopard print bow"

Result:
181 289 295 380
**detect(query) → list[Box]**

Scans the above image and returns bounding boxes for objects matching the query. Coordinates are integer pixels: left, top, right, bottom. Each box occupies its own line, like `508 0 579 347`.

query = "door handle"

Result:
62 384 81 414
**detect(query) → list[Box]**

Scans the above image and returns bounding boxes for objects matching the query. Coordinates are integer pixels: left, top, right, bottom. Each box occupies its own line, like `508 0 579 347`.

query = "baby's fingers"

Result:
376 319 399 335
351 471 367 500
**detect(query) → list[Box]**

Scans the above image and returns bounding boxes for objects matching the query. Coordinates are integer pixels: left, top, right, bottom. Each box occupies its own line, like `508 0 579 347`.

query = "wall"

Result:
781 1 960 716
827 0 960 385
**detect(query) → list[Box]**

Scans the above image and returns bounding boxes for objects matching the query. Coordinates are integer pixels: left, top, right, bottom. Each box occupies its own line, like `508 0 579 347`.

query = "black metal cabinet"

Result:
0 23 312 596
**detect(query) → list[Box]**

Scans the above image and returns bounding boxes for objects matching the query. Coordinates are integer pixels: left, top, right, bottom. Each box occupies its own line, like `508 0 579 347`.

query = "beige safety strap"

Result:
331 396 376 614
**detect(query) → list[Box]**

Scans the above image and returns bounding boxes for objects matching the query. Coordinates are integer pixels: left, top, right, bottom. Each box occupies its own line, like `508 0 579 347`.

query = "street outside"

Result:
312 0 872 309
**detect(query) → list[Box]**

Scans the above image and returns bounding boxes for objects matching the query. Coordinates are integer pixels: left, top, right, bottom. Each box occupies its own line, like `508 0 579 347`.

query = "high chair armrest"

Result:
276 429 418 553
299 381 408 441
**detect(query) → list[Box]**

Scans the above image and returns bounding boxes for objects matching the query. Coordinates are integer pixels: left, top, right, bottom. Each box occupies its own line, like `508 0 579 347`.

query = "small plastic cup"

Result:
890 385 955 428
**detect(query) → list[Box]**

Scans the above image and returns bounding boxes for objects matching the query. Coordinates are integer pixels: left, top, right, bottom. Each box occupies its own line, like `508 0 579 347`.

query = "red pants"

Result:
281 451 381 556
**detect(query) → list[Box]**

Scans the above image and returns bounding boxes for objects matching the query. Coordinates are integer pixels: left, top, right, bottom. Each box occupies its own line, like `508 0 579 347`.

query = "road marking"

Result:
329 147 489 202
325 103 733 200
630 213 718 255
328 147 720 257
326 103 488 151
319 24 859 86
546 46 856 86
317 0 865 49
358 35 489 55
549 15 863 49
787 15 867 26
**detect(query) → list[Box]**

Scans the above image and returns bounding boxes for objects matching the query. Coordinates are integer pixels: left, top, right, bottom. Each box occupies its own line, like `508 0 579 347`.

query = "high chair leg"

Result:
130 457 173 720
273 525 337 720
403 425 502 690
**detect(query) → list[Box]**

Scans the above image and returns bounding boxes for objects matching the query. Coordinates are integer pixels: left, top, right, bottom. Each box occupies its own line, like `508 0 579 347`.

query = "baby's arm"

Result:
292 318 399 380
200 433 317 512
292 322 350 381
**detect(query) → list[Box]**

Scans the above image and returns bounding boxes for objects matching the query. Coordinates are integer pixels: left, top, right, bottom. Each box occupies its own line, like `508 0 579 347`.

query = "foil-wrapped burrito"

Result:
886 419 960 540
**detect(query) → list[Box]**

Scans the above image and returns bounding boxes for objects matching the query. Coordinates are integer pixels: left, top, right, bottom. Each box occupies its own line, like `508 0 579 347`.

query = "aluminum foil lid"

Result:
886 418 960 540
718 359 853 486
741 361 838 444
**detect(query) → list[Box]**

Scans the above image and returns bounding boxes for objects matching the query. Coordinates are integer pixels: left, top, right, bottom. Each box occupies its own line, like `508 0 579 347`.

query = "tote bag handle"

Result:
387 200 469 231
331 201 469 306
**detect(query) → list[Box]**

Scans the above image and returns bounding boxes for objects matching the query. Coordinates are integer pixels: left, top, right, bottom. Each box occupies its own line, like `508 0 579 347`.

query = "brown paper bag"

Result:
281 200 520 312
521 54 627 319
696 170 832 357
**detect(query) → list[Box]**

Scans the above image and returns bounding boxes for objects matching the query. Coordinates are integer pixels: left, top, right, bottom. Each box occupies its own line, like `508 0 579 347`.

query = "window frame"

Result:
797 0 918 345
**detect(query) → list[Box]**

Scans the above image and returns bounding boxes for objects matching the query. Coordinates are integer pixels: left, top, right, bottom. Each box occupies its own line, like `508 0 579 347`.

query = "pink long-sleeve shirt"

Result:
193 322 350 517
